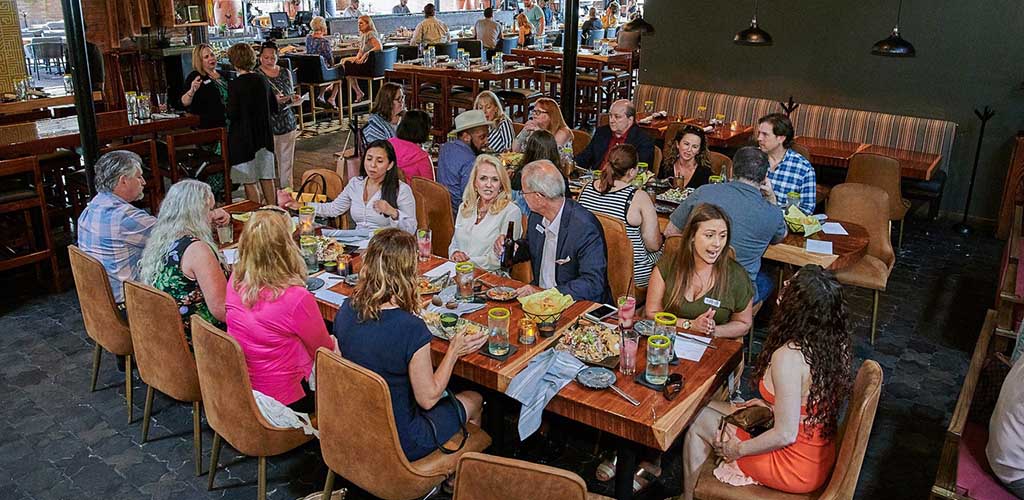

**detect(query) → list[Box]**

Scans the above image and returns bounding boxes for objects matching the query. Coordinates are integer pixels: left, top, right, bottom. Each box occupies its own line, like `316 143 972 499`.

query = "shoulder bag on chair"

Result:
423 390 469 454
294 173 329 204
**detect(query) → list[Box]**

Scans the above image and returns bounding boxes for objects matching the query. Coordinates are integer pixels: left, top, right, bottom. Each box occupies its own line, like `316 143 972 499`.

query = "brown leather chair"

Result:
510 213 534 284
791 142 829 207
651 145 662 172
708 151 733 179
693 360 883 500
572 129 592 157
68 244 134 422
316 348 492 500
826 183 895 344
300 168 346 199
453 452 613 500
595 213 635 300
845 153 911 249
123 281 204 476
191 316 313 500
410 177 455 257
512 121 526 137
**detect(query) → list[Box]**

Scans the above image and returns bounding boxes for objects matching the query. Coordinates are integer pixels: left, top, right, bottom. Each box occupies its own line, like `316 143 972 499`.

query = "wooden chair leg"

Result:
125 354 133 423
258 456 267 500
207 433 222 490
141 385 154 441
898 218 905 249
90 343 101 391
322 470 336 499
193 402 203 476
871 290 880 345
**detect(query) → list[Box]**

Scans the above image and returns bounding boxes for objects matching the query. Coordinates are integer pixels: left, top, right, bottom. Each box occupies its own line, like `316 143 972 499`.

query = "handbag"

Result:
294 172 329 204
423 390 470 454
720 405 774 438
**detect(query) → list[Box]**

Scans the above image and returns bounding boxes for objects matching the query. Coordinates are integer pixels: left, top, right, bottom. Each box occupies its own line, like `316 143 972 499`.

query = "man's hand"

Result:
515 284 543 297
451 250 470 262
759 177 777 205
277 189 299 209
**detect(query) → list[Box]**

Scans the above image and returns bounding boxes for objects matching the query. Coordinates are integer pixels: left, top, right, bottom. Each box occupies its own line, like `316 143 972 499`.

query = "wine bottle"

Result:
501 221 516 271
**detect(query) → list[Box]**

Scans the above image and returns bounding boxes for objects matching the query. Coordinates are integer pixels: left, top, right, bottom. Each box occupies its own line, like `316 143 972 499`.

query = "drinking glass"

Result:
709 175 725 184
216 223 233 244
299 235 319 273
298 206 316 235
786 191 801 210
156 92 168 113
15 79 28 100
136 92 151 120
654 311 677 357
617 295 636 329
645 335 671 385
416 229 432 261
455 262 475 300
63 74 74 95
518 317 537 345
643 100 654 114
487 307 511 356
620 328 639 376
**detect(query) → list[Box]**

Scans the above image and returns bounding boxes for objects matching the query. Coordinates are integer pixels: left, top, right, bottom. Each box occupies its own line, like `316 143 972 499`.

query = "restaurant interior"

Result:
1 0 1022 499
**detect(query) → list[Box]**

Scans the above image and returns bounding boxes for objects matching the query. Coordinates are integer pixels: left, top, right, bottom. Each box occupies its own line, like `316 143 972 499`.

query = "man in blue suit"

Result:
494 160 611 303
575 99 655 170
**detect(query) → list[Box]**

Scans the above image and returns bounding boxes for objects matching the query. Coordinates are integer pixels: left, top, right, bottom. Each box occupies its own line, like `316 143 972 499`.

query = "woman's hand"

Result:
373 199 398 219
209 208 230 226
713 432 744 462
189 76 202 94
450 330 487 357
516 284 542 297
451 251 470 262
276 189 300 209
697 307 716 336
276 93 290 104
523 121 539 132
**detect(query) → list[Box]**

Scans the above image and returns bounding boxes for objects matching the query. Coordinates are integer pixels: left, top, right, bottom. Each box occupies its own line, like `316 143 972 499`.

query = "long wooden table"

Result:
794 135 942 181
0 91 103 116
511 47 631 64
633 113 755 149
0 112 199 159
221 200 743 500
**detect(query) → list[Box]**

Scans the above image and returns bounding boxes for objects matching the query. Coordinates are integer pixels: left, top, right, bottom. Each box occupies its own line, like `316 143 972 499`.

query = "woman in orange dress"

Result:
682 264 853 499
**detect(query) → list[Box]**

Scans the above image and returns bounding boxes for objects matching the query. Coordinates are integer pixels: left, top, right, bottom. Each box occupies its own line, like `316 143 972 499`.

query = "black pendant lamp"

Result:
734 0 772 46
622 8 655 34
872 0 916 57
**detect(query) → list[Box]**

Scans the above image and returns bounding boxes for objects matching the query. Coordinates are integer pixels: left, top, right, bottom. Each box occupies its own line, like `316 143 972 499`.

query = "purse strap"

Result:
424 391 469 454
297 172 327 199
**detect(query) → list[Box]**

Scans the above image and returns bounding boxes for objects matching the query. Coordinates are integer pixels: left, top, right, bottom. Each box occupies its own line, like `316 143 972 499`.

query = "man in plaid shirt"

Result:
757 113 816 214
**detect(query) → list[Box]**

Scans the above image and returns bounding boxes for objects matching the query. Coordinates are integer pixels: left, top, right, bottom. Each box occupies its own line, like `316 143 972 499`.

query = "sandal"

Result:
595 455 617 482
632 461 662 494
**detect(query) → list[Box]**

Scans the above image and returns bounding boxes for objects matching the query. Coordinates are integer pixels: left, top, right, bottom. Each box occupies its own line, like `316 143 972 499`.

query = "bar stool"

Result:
347 47 398 122
164 128 232 202
284 53 344 130
0 156 60 291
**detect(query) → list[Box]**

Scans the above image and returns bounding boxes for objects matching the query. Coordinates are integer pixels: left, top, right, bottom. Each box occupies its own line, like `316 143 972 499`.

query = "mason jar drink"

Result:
487 307 511 356
455 262 475 300
654 312 677 357
299 235 318 273
298 206 315 235
645 335 671 385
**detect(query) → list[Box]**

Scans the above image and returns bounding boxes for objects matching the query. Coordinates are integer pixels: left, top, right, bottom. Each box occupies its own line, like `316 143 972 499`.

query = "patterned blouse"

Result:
151 235 226 343
256 66 298 136
306 34 334 68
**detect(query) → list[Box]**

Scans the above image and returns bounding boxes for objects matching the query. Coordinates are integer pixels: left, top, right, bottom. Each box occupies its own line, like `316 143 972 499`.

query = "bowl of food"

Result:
417 275 446 295
485 286 517 302
518 289 574 337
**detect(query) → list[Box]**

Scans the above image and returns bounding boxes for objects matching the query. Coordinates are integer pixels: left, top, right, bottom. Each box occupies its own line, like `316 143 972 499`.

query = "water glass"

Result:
620 328 639 376
518 318 537 345
156 92 168 113
645 335 671 385
643 100 654 114
14 78 28 100
299 235 319 273
487 307 511 356
216 223 233 244
709 175 725 184
654 311 678 357
136 92 151 120
298 206 316 235
617 295 636 328
416 229 432 261
63 74 74 95
455 262 475 300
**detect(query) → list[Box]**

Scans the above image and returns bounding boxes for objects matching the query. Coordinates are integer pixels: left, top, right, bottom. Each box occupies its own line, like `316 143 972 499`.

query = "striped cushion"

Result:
634 84 958 173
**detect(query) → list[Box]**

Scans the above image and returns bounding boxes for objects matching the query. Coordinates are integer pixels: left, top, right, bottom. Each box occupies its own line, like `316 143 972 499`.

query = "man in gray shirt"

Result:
474 8 501 52
393 0 410 14
665 146 787 305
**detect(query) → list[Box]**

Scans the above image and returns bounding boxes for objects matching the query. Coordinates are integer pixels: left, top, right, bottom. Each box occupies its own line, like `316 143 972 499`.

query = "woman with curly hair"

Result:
658 124 713 188
681 264 853 499
333 228 487 461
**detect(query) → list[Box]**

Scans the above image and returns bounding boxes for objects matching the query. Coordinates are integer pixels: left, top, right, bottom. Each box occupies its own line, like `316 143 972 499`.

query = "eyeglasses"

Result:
663 373 684 401
529 108 549 116
521 190 543 198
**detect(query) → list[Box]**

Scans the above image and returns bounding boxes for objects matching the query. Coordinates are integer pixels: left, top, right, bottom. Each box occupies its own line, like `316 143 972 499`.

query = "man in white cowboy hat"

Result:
438 109 492 214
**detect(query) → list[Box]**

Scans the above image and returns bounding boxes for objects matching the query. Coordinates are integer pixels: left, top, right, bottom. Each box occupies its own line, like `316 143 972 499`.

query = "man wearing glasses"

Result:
494 160 611 303
575 99 655 170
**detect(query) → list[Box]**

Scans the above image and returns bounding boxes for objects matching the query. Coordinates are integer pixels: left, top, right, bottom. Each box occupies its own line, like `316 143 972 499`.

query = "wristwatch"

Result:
682 319 692 330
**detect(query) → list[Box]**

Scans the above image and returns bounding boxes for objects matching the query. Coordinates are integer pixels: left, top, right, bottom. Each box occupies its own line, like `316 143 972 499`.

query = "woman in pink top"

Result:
388 110 434 182
225 207 335 413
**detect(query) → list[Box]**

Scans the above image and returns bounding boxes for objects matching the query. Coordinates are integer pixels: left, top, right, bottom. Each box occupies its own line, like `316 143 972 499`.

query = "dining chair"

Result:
316 348 492 500
845 153 911 249
708 151 733 179
594 213 636 301
693 360 883 500
572 129 592 157
652 145 662 172
283 53 343 128
510 213 533 284
453 452 613 500
533 55 563 99
300 168 350 229
410 177 455 257
191 316 314 500
457 39 483 58
68 245 134 421
575 58 613 125
496 72 543 124
385 69 416 108
123 281 205 476
826 183 895 344
165 128 232 202
414 73 451 139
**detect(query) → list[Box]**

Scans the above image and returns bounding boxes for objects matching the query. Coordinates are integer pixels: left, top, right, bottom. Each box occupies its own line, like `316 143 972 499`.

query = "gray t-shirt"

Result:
474 18 501 49
668 181 787 281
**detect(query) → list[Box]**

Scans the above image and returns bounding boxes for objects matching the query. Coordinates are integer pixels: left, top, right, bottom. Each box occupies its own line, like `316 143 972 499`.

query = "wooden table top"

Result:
390 63 535 82
632 113 754 148
792 136 941 181
793 136 869 168
0 112 199 159
859 144 942 181
221 200 741 451
511 47 630 64
0 91 103 116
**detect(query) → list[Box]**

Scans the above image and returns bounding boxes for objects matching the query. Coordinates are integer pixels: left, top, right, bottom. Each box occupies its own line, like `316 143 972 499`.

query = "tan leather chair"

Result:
694 360 883 500
123 281 204 476
411 177 455 257
316 349 492 500
510 213 534 284
708 151 733 179
595 213 635 300
191 316 313 500
68 244 135 422
300 168 346 200
652 145 662 172
572 129 592 157
512 121 525 137
826 183 895 344
791 142 829 207
845 153 911 249
453 452 613 500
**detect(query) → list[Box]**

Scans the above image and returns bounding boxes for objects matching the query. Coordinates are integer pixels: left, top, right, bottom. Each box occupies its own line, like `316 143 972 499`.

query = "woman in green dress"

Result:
139 180 229 342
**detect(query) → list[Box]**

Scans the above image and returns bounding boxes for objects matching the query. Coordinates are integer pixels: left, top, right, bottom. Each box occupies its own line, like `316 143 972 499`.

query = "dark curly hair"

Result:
752 265 852 440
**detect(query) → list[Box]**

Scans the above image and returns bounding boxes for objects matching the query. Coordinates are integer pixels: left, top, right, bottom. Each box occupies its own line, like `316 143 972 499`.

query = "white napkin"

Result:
821 222 848 235
424 260 457 278
806 240 834 255
221 248 239 265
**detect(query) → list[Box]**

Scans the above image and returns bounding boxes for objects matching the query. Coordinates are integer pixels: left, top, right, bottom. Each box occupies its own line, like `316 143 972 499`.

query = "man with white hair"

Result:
575 99 654 170
494 160 611 303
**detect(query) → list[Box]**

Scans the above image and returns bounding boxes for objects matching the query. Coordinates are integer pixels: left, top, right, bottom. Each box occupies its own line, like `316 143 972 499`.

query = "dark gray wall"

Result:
643 0 1024 220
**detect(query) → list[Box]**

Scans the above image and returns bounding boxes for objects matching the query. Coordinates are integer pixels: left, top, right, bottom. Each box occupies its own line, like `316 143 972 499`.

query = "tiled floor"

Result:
0 196 1003 497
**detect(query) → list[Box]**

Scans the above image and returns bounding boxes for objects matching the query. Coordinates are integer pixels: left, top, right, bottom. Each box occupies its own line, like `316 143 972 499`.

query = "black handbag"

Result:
294 172 328 204
423 390 469 454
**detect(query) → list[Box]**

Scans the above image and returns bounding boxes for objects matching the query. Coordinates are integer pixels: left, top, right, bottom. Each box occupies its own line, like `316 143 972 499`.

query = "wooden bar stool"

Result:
0 156 61 291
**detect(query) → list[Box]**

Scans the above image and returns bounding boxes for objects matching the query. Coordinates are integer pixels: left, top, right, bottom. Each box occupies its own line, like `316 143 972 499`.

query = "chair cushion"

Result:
957 422 1019 500
902 169 947 196
496 88 543 100
693 458 819 500
409 422 492 477
834 254 891 291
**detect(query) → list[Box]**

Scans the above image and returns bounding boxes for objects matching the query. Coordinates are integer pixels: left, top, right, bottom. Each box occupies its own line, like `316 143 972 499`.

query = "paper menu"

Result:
221 248 239 265
423 260 457 278
806 240 834 255
821 222 849 235
674 334 710 362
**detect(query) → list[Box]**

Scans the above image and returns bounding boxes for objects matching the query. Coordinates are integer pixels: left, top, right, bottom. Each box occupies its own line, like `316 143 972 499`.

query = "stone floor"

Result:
0 204 1004 499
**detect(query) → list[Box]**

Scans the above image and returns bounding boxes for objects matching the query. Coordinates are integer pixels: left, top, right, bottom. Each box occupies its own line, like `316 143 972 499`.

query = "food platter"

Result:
556 321 620 368
656 187 694 204
421 311 486 340
417 275 446 295
485 286 517 302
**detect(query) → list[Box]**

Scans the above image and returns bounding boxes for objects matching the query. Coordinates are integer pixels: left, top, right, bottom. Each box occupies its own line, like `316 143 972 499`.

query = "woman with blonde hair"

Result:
512 98 574 163
474 91 514 153
515 13 534 47
180 43 227 130
449 155 522 271
139 180 229 341
341 15 383 104
334 228 486 461
225 207 335 413
306 15 341 107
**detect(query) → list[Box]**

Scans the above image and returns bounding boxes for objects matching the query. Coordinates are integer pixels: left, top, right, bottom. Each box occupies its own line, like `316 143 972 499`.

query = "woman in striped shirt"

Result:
362 82 406 144
474 91 514 153
577 144 662 288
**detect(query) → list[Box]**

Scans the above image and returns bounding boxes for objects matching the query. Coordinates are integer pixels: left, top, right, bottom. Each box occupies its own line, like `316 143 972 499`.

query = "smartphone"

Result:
584 304 617 323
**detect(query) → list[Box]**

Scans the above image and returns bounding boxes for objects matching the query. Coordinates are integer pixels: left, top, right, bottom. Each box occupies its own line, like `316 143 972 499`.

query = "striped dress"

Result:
363 113 396 144
488 118 515 153
577 182 659 288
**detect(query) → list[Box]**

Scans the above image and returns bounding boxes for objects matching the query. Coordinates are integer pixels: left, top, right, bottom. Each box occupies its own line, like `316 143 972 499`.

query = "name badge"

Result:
704 297 721 308
535 224 546 234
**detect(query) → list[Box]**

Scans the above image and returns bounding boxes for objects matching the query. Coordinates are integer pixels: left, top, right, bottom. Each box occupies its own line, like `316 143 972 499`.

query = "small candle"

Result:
730 120 740 131
519 318 537 344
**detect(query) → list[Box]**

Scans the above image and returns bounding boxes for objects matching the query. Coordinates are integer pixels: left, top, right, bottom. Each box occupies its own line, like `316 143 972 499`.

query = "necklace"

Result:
687 267 715 302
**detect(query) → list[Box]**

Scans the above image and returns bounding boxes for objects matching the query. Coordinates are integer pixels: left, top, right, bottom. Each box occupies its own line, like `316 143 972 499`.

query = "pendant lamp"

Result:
734 0 772 46
872 0 916 57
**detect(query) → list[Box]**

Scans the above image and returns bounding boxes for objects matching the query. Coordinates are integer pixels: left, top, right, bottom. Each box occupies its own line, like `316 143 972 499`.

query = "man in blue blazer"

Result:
575 99 655 170
494 160 612 303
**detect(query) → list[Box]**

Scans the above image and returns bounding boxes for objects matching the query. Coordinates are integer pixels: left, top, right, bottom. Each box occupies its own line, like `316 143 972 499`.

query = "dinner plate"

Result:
306 277 324 292
576 366 616 389
485 286 517 302
634 319 655 336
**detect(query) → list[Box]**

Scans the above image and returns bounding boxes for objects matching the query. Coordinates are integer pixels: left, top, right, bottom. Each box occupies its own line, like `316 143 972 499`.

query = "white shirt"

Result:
988 355 1024 484
310 176 417 234
341 7 362 17
449 200 522 272
538 200 565 289
412 17 449 45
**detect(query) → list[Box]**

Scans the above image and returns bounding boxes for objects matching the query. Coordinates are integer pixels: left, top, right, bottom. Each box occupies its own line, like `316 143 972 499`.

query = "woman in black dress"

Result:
658 124 713 189
180 44 227 129
226 43 279 204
